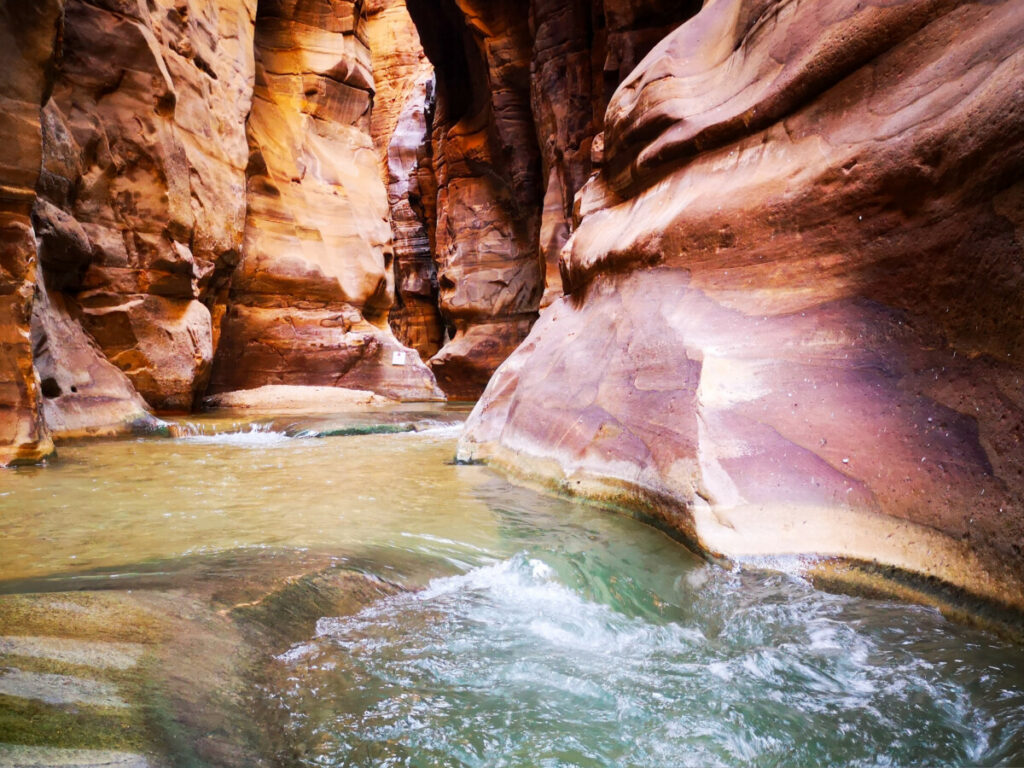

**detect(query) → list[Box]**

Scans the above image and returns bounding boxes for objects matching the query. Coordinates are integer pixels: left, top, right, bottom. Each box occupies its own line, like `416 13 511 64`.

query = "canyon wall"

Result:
0 0 443 463
367 0 445 362
461 0 1024 614
403 0 696 398
404 0 544 399
0 1 62 464
207 0 442 401
38 0 259 413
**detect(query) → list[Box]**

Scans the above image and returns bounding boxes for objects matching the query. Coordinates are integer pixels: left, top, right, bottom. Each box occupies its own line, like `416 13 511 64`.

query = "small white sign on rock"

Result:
391 350 407 367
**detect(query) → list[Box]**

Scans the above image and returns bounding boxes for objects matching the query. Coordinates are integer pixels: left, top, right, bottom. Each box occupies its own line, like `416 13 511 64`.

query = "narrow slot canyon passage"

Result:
0 0 1023 766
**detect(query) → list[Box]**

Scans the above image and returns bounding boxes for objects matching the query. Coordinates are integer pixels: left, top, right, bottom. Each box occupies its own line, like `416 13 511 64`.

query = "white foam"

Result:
402 422 464 439
179 424 292 447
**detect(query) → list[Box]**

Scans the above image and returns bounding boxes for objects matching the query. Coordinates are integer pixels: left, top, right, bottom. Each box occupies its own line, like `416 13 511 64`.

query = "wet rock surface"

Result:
461 0 1024 611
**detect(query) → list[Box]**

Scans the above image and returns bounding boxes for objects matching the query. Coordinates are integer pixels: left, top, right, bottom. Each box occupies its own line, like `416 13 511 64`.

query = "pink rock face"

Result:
403 0 697 398
462 0 1024 612
529 0 698 306
207 0 443 401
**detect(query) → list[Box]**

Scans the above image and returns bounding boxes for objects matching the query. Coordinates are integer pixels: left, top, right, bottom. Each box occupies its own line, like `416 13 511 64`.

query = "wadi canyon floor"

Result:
0 408 1022 767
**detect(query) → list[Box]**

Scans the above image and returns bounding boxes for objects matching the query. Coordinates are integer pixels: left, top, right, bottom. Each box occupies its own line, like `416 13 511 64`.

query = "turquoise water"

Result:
1 410 1023 766
261 493 1024 768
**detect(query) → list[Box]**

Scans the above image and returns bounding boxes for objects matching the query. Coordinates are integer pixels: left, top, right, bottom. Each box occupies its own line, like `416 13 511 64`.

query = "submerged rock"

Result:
0 553 400 767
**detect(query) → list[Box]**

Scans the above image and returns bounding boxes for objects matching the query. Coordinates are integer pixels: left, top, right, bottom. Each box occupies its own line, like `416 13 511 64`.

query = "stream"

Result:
0 406 1022 767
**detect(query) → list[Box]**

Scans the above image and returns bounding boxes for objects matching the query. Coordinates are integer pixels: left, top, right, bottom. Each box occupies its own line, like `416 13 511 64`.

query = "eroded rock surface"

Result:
461 0 1024 613
208 0 442 402
0 1 62 465
405 0 545 399
367 0 445 362
38 0 259 412
31 271 158 440
403 0 696 398
529 0 700 306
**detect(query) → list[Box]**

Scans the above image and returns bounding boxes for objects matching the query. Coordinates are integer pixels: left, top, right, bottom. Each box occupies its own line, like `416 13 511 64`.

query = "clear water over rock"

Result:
0 412 1021 766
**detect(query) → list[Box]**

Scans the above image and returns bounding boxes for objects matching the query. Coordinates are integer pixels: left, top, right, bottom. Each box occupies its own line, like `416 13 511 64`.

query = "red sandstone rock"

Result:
405 0 545 399
462 0 1024 613
404 0 697 397
39 0 259 411
32 271 158 439
384 72 446 361
366 0 446 361
0 0 62 465
529 0 696 306
207 0 443 402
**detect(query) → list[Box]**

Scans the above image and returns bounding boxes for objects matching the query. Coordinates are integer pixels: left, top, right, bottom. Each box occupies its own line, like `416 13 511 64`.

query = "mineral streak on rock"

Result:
207 0 442 402
461 0 1024 612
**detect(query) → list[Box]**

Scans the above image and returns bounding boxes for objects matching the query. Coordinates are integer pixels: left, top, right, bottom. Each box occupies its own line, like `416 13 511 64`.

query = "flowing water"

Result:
1 406 1023 767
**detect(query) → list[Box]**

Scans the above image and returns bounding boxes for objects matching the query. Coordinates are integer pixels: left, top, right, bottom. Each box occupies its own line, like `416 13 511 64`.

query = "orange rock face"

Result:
366 0 445 362
461 0 1024 611
207 0 442 401
36 0 259 412
1 0 447 461
0 1 62 464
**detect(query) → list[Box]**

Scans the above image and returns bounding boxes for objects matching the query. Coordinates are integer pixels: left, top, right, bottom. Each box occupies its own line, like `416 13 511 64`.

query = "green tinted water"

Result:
1 408 1022 767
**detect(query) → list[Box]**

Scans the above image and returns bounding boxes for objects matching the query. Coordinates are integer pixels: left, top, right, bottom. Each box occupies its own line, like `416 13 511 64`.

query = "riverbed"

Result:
1 406 1022 767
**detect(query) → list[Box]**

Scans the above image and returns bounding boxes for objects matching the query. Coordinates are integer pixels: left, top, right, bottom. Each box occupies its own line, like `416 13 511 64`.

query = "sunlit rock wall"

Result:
33 0 258 412
208 0 442 401
461 0 1024 614
366 0 445 362
0 1 62 464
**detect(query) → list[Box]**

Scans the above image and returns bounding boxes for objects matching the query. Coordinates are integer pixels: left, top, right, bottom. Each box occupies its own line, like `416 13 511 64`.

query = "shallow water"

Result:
1 407 1023 767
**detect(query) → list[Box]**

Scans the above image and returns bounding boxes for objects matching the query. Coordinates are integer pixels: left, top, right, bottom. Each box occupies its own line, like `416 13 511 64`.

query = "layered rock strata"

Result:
0 0 63 464
39 0 259 412
0 0 446 463
461 0 1024 614
383 72 446 361
366 0 445 361
207 0 442 402
405 0 545 399
402 0 697 398
529 0 700 305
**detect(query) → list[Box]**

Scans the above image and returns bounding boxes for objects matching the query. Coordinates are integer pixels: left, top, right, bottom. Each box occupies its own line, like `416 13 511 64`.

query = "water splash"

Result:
266 554 1024 767
178 423 293 447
